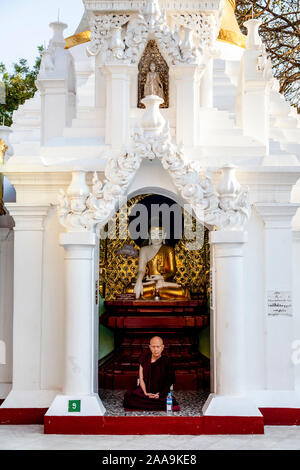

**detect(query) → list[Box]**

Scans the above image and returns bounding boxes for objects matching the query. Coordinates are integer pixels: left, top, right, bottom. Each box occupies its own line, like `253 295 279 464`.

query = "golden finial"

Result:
0 139 8 165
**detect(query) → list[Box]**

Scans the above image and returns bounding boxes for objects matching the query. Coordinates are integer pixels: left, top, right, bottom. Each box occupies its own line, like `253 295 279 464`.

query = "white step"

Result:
77 107 104 121
63 127 105 138
201 128 243 137
12 141 40 156
10 128 40 143
280 143 300 158
72 118 104 128
200 144 265 157
41 137 107 161
199 109 236 130
274 115 299 128
282 128 300 142
200 134 259 147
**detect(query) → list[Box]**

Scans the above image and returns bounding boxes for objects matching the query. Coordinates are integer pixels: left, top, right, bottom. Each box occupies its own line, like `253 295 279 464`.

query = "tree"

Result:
235 0 300 110
0 46 43 127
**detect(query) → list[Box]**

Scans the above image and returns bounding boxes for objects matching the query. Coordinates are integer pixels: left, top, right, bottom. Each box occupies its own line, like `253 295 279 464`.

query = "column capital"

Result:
210 230 248 245
293 229 300 242
254 203 299 228
5 203 50 231
102 64 137 77
60 231 97 247
170 64 204 79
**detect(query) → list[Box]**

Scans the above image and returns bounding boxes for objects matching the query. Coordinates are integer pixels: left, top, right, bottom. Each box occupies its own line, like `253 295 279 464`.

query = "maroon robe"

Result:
123 353 180 411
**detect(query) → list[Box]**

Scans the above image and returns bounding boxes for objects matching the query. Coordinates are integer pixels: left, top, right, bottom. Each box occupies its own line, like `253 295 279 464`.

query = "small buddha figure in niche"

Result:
127 225 190 300
144 62 164 100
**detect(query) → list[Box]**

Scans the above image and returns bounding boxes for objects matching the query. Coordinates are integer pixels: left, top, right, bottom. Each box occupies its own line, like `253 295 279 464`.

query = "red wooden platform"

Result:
99 300 210 391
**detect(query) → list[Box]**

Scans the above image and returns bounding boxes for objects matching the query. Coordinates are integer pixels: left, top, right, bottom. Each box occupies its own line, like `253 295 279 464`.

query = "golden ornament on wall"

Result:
99 195 210 302
138 40 169 108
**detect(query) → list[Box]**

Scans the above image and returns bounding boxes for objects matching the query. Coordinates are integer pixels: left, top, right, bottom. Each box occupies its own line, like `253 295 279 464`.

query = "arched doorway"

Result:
97 191 211 416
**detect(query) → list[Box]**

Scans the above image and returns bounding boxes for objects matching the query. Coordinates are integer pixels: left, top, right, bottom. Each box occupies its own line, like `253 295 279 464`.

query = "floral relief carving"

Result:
58 125 250 233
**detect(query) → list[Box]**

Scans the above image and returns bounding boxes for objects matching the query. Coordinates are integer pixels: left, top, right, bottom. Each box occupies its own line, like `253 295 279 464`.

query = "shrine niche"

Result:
138 40 169 108
99 194 210 303
99 194 211 393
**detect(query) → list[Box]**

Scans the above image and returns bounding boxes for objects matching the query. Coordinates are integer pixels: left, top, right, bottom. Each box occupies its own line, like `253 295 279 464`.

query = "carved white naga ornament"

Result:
58 95 251 232
86 0 220 64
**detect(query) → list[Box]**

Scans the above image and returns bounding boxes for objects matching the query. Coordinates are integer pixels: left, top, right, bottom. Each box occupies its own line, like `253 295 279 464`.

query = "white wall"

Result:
40 206 65 391
244 210 265 391
0 218 14 398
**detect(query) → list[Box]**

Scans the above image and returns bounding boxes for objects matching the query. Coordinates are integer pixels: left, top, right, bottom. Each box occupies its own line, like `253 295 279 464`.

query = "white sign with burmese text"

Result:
267 291 292 317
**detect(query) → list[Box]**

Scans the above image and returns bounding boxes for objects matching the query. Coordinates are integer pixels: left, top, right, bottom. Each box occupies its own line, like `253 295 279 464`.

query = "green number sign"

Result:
68 399 81 412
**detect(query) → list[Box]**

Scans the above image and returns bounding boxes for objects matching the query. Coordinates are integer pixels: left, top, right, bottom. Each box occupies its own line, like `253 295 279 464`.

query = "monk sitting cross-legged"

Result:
123 336 180 411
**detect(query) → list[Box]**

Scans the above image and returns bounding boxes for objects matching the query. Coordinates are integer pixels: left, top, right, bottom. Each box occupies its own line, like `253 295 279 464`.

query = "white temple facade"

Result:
0 0 300 434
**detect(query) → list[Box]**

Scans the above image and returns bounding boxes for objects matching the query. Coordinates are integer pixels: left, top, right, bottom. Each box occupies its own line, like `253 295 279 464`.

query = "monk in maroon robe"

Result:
123 336 180 411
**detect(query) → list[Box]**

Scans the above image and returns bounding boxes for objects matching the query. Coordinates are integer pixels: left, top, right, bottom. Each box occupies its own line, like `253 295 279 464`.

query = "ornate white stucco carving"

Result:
86 14 131 57
86 0 219 65
256 45 273 80
58 95 250 232
172 12 219 55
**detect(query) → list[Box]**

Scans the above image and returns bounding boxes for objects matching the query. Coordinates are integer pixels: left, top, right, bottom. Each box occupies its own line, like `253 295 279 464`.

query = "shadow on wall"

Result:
199 326 210 359
99 297 114 360
3 176 16 203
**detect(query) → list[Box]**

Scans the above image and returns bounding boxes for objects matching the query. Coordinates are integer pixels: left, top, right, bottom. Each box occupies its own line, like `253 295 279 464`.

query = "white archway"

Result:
45 94 257 421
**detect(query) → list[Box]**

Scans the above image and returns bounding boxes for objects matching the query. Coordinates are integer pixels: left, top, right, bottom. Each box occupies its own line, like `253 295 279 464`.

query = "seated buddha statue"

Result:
127 225 190 300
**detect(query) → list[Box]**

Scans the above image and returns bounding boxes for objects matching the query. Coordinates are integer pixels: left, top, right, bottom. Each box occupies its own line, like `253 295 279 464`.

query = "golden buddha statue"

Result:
144 62 164 100
127 226 190 300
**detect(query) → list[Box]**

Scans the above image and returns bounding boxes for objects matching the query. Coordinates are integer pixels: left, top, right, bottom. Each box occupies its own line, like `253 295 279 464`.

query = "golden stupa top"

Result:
65 0 245 50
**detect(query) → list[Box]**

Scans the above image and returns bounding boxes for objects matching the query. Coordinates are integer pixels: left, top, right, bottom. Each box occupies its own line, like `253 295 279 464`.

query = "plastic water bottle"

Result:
166 392 173 413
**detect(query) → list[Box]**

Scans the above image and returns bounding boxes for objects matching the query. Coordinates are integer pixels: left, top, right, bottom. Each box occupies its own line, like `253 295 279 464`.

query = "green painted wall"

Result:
198 326 210 359
98 297 115 360
98 296 210 360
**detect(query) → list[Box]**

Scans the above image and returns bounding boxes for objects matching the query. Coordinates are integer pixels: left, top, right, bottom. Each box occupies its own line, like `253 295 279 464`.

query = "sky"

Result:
0 0 84 70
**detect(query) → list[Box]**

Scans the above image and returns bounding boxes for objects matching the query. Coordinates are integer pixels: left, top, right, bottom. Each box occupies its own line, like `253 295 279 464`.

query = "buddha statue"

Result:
127 226 190 300
144 62 164 101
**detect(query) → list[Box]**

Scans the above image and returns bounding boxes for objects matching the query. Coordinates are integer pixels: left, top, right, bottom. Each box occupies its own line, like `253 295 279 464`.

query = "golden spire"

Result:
217 0 246 48
65 0 245 50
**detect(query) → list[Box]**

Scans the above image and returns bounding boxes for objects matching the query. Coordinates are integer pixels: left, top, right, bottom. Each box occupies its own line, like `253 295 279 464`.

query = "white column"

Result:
103 65 136 151
203 230 262 417
46 231 105 416
38 82 69 144
171 65 202 148
0 227 14 399
1 204 58 408
242 79 269 149
200 58 213 108
255 203 299 391
36 22 76 145
293 229 300 392
239 19 271 152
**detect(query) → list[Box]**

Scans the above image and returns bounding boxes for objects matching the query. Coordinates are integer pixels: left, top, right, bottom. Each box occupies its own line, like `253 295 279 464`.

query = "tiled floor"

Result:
0 425 300 449
100 389 209 416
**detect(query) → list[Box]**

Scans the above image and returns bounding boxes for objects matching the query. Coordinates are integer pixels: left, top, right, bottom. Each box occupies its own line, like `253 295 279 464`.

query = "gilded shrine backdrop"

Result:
99 195 210 301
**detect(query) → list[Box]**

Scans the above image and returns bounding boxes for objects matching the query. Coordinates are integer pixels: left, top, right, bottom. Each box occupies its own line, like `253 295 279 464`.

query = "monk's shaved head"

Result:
150 336 163 345
149 336 164 359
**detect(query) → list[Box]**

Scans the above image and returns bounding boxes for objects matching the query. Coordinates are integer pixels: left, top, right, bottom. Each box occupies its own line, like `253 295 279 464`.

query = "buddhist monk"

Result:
123 336 180 411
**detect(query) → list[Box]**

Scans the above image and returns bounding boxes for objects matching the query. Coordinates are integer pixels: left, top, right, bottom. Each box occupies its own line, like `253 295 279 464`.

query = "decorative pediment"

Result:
86 0 220 65
58 95 251 233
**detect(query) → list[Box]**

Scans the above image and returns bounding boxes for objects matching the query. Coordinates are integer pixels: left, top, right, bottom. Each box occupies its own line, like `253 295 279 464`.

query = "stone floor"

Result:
99 389 209 416
0 425 300 449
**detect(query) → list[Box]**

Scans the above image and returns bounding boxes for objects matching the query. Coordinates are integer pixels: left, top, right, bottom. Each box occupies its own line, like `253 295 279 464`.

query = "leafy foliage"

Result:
236 0 300 110
0 46 43 127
